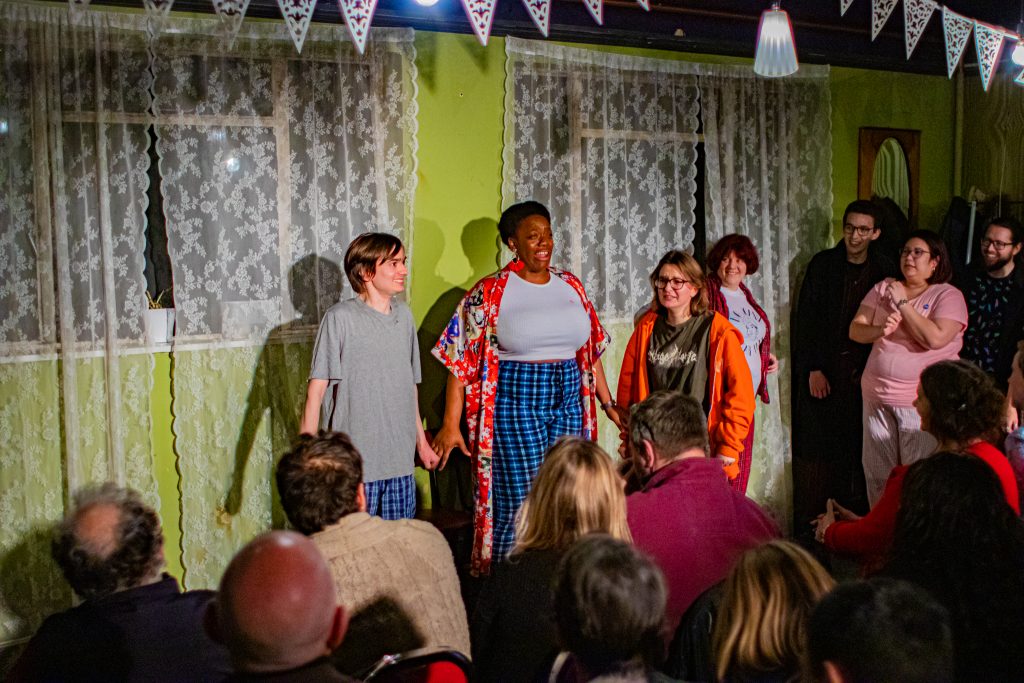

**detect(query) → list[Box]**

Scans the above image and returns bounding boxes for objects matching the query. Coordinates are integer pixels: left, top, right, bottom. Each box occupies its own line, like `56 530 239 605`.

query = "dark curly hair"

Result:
707 234 760 277
498 201 550 246
918 360 1004 447
276 431 364 535
885 452 1024 681
52 483 164 600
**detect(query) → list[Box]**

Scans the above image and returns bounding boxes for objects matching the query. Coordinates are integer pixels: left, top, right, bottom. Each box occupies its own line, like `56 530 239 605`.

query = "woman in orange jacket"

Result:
615 250 755 480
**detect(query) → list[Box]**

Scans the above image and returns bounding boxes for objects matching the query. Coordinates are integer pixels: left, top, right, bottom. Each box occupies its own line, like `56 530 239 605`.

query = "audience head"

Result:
209 531 346 674
52 483 164 600
649 250 708 317
514 437 631 554
554 534 667 678
915 360 1004 448
806 578 952 683
982 216 1023 272
276 431 366 535
498 200 551 247
714 540 835 681
842 199 880 229
900 229 952 284
707 234 760 290
628 391 708 475
343 232 404 295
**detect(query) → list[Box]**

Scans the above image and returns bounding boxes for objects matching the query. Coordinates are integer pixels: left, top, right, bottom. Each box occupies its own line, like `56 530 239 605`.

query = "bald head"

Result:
212 531 346 673
52 484 164 600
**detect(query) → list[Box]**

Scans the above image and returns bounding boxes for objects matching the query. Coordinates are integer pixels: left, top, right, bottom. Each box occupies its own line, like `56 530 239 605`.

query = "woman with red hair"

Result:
706 234 778 493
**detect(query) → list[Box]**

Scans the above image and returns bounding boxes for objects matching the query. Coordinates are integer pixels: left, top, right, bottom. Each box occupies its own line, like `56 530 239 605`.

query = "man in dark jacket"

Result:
792 201 898 533
10 484 231 682
957 216 1024 391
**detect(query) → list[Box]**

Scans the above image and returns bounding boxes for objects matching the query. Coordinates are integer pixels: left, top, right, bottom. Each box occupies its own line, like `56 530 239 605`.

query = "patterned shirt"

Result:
962 272 1016 374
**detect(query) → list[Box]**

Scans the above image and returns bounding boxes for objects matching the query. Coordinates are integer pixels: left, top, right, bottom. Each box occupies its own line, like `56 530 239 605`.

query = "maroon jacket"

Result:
627 458 779 630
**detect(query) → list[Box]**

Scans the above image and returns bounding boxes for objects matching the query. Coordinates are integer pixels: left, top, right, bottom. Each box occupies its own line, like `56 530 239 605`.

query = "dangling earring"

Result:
511 246 519 263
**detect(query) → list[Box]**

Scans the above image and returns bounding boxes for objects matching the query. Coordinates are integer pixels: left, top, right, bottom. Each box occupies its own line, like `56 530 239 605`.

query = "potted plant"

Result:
145 288 175 345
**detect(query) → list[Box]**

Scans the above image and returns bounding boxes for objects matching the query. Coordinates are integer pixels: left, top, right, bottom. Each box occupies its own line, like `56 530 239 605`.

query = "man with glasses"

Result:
957 216 1024 390
792 200 897 536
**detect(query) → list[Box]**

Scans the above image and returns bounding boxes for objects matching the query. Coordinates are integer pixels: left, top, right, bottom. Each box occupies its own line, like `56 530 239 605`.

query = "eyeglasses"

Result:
981 238 1017 251
900 247 932 259
843 223 876 237
654 277 691 290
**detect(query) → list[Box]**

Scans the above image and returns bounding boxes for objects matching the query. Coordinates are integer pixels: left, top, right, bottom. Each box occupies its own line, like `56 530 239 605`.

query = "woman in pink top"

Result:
849 230 968 505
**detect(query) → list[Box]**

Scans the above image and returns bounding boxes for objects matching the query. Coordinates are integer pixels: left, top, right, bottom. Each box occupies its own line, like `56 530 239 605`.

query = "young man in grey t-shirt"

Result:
301 233 439 519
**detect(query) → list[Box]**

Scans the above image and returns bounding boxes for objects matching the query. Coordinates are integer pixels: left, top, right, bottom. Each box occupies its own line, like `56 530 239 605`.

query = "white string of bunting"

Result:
843 0 1022 91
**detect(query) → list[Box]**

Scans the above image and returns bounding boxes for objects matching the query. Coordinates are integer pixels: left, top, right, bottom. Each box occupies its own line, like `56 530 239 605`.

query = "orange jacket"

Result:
616 310 755 478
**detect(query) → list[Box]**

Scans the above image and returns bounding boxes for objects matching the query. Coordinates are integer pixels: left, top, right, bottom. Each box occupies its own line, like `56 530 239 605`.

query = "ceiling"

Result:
91 0 1023 75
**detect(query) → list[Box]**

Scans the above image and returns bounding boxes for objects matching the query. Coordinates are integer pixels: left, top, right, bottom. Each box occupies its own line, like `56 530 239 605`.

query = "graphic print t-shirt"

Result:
646 312 713 410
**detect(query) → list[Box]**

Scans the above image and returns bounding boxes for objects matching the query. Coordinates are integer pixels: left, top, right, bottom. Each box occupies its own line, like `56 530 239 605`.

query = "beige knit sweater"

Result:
313 512 470 672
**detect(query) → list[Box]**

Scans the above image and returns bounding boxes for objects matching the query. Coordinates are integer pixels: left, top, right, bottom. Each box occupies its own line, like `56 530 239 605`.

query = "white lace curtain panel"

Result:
503 38 834 525
0 0 417 644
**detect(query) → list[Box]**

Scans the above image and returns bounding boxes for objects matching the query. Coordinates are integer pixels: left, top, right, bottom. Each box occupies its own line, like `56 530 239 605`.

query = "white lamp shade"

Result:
754 4 798 77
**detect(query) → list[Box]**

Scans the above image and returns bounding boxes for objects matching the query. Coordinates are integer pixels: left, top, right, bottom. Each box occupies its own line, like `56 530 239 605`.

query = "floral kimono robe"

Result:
432 260 609 575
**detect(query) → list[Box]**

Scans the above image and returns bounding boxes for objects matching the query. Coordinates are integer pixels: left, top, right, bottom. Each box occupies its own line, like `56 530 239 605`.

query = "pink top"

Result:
860 279 968 406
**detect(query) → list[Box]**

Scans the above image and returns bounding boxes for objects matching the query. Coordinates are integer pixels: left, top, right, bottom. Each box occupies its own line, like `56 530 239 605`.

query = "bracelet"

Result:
894 298 909 308
601 399 617 411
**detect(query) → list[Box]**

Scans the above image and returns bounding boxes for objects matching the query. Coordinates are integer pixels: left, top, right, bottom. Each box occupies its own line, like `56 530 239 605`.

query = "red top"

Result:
825 441 1020 571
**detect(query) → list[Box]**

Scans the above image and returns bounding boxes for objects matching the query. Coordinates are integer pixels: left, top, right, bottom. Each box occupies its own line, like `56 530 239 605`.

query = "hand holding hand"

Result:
431 424 469 470
416 437 441 471
882 311 902 337
809 370 831 399
766 354 779 374
830 498 861 522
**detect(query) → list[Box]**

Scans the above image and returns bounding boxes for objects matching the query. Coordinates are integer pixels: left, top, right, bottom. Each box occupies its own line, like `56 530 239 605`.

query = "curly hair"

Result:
885 452 1024 681
918 360 1004 446
498 201 551 246
276 431 364 535
714 541 834 681
52 483 164 600
707 234 760 277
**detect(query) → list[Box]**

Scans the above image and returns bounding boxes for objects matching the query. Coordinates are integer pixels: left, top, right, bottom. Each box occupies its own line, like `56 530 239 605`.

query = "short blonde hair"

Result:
649 250 708 317
714 540 835 680
513 437 631 553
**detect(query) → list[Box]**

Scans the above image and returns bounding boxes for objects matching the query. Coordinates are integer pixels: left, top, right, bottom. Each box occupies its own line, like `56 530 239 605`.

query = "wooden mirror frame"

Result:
858 127 921 228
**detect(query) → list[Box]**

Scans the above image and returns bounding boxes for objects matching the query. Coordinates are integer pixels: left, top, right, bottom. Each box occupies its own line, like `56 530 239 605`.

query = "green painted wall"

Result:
115 34 959 581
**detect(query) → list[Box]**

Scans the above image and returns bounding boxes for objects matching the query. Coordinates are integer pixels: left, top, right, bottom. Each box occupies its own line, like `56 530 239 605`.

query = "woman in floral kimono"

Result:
432 201 620 575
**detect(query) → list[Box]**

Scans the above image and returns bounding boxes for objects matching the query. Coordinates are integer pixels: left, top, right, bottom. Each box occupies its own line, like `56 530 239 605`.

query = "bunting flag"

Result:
460 0 498 45
870 0 898 40
974 22 1008 92
1017 67 1024 86
277 0 317 53
942 6 974 79
582 0 602 25
521 0 552 36
903 0 938 58
142 0 174 33
635 0 649 11
337 0 378 53
840 0 855 17
212 0 252 45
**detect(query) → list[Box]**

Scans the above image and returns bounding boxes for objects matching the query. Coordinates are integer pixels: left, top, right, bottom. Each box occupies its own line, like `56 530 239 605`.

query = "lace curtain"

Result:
0 3 157 646
153 19 419 589
503 38 833 527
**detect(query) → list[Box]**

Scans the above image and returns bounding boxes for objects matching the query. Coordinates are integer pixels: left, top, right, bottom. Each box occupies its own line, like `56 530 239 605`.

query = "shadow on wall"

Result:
416 217 502 512
224 255 344 521
0 524 73 675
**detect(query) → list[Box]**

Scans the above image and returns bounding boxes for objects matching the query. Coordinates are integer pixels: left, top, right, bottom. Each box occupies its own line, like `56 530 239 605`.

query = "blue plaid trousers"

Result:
364 474 416 520
491 359 583 561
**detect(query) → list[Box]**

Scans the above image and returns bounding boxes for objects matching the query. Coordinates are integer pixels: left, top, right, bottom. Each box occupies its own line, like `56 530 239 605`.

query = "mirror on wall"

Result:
858 127 921 228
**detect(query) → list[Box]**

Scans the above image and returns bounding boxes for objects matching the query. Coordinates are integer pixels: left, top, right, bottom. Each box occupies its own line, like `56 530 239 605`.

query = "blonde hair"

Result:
649 250 708 317
714 540 835 681
513 437 632 553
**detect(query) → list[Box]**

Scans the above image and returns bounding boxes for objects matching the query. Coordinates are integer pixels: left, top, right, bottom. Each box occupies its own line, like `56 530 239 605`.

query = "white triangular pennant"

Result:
840 0 855 17
1017 67 1024 86
942 7 974 79
277 0 317 53
871 0 898 41
337 0 378 54
903 0 937 58
460 0 497 45
212 0 252 46
520 0 552 36
974 22 1008 92
582 0 603 25
635 0 649 11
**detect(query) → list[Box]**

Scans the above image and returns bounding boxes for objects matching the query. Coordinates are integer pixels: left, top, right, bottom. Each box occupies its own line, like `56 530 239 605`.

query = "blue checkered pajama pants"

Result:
364 474 416 520
491 359 583 561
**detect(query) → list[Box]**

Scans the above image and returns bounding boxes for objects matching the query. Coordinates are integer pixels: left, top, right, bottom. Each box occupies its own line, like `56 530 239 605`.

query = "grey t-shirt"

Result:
309 297 421 482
